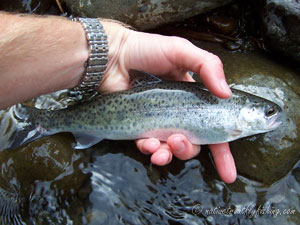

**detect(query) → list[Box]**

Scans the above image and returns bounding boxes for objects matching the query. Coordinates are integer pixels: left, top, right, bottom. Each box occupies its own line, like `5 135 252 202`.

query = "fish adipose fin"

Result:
128 70 162 88
72 132 103 149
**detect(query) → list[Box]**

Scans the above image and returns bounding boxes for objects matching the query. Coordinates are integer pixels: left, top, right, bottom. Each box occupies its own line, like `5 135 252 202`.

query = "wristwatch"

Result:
71 17 108 99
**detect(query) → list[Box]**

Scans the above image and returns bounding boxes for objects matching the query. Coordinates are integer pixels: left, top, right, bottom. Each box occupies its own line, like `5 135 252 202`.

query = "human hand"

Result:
98 20 236 183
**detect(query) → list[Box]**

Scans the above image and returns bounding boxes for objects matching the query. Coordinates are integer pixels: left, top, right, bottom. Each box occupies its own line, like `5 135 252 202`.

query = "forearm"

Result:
0 13 88 109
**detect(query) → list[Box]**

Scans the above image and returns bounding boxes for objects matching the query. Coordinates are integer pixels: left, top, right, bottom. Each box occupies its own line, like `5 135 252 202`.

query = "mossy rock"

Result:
64 0 233 30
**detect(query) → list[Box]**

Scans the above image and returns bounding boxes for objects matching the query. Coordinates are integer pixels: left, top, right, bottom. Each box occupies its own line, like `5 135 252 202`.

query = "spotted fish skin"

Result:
9 80 282 149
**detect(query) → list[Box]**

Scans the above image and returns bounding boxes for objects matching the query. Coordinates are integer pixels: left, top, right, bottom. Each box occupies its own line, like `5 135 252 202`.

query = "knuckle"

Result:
168 36 192 47
206 52 222 63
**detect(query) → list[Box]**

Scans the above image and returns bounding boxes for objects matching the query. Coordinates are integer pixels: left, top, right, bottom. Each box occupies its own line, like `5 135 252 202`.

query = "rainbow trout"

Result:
7 71 282 149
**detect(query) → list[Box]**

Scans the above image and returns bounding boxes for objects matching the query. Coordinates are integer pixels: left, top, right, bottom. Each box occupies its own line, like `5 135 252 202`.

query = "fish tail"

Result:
0 187 26 225
3 104 44 150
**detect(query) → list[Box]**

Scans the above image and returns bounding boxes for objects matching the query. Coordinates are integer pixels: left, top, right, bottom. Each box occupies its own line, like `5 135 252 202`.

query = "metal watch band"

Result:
72 17 108 98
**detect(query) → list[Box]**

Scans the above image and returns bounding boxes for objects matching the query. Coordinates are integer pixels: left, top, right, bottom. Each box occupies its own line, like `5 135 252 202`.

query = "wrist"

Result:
96 19 131 92
71 18 109 98
71 18 130 96
100 20 129 63
66 20 90 89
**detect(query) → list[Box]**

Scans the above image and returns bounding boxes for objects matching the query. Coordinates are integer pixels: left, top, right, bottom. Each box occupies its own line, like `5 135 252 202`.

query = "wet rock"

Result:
0 0 53 14
207 16 237 35
222 40 242 51
194 41 300 184
64 0 233 30
259 0 300 63
0 133 87 195
0 131 89 222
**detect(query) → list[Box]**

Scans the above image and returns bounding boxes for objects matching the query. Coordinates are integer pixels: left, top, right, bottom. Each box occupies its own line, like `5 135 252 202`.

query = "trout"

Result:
7 72 282 149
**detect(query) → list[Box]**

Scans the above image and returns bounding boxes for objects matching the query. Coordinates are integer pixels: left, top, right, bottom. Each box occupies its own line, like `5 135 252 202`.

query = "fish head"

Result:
237 99 283 136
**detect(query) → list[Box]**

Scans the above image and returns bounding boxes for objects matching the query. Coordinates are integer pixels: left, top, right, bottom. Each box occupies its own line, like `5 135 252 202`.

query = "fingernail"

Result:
147 138 160 152
175 140 185 154
219 79 232 96
160 151 170 162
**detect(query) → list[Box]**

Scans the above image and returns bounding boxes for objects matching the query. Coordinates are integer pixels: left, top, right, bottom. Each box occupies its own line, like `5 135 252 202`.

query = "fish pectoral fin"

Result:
129 70 162 88
72 132 103 149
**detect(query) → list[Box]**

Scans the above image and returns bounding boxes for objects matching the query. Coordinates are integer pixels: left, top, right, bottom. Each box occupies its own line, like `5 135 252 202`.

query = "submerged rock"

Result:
195 41 300 184
64 0 233 30
259 0 300 64
0 133 88 223
0 133 87 194
0 0 53 14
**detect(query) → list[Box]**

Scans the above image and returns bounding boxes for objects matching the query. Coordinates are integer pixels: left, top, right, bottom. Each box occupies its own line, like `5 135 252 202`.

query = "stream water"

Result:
0 137 300 224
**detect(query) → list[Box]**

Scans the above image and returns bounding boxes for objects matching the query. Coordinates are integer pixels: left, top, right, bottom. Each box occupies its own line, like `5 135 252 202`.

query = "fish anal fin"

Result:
72 132 103 149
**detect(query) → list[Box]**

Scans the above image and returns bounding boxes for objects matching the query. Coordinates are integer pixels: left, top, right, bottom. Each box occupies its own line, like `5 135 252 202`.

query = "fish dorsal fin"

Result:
72 132 103 149
129 70 162 88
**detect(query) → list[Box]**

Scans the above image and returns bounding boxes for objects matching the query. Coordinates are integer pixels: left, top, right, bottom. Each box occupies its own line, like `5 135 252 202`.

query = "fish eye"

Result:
265 106 276 117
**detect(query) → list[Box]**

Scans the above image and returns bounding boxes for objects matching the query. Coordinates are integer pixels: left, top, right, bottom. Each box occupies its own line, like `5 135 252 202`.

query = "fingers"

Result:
109 28 231 98
164 37 232 99
122 30 232 98
135 138 160 154
136 138 172 165
198 54 232 99
136 138 172 166
136 138 236 184
209 143 237 183
150 143 173 166
136 135 200 165
167 134 200 160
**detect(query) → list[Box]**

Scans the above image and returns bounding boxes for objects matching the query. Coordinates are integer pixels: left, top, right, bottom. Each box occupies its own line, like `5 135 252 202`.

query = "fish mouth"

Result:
267 113 282 130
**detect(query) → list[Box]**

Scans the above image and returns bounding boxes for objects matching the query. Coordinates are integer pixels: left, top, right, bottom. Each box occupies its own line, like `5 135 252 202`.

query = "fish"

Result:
0 187 26 225
6 70 282 150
